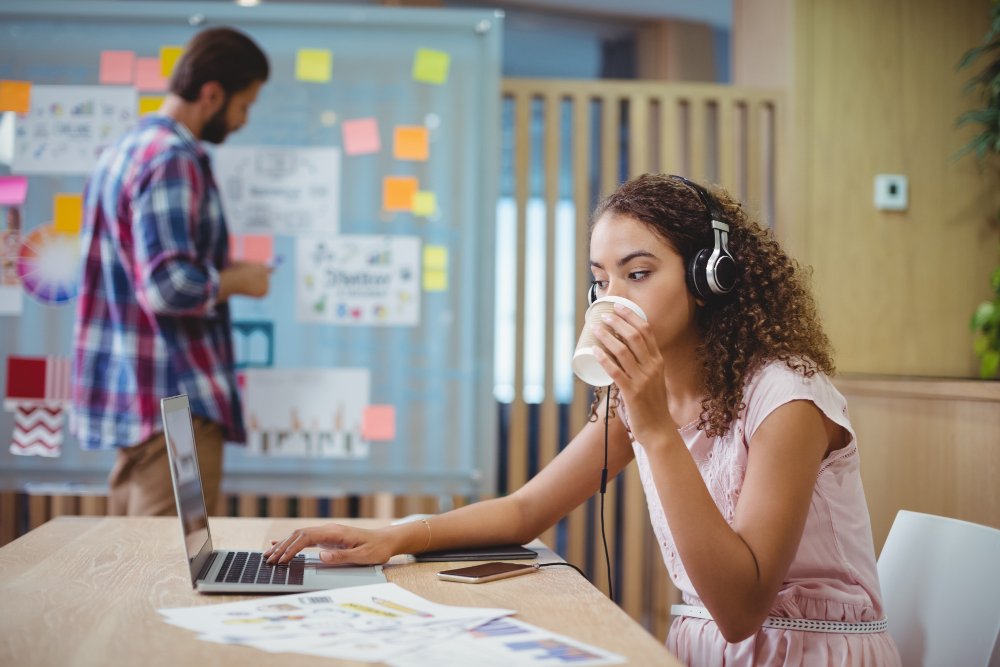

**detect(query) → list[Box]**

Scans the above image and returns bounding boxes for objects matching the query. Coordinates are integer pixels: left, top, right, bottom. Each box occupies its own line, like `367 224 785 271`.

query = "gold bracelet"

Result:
418 518 432 552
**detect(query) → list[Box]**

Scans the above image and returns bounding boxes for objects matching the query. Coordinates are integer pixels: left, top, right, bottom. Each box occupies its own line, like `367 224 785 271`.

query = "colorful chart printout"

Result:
13 85 137 175
296 235 420 326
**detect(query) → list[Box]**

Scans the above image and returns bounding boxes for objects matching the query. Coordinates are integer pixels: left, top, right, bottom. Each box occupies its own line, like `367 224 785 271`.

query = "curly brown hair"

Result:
587 173 834 437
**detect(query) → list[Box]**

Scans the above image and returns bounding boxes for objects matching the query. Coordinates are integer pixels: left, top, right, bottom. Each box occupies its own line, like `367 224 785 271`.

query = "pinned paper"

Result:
134 58 168 92
160 46 183 78
0 80 31 114
412 48 450 85
53 194 83 235
412 191 437 217
138 95 164 116
342 117 380 156
0 176 28 206
383 176 418 212
423 244 448 292
99 50 135 85
394 126 429 161
9 405 64 457
296 49 333 83
361 405 396 441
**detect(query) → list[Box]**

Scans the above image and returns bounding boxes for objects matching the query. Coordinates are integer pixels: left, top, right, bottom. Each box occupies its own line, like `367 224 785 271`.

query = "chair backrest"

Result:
877 510 1000 667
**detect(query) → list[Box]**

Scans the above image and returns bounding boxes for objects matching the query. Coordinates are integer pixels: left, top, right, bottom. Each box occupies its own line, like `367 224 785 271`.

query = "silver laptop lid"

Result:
161 394 216 588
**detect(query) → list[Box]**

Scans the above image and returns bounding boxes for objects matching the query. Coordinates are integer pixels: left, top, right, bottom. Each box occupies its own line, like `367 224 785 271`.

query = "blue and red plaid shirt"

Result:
72 115 245 449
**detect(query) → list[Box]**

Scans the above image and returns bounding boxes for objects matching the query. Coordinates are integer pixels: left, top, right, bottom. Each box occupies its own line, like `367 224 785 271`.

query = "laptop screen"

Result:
161 395 214 585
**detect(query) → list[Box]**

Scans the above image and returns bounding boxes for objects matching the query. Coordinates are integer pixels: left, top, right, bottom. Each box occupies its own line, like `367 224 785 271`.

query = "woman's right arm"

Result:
265 394 636 566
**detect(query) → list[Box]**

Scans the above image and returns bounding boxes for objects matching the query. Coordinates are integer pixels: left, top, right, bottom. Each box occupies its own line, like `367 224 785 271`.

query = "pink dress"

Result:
626 361 901 666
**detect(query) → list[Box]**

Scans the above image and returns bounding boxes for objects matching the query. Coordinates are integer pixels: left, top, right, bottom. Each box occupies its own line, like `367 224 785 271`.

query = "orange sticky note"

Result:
342 117 380 155
394 126 429 161
241 235 274 264
53 193 83 235
138 95 164 116
99 51 135 85
134 58 168 92
361 405 396 441
0 80 31 114
383 176 418 212
160 46 183 78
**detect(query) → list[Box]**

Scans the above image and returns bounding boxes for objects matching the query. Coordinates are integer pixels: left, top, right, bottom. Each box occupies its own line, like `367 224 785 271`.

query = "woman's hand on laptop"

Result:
264 523 394 566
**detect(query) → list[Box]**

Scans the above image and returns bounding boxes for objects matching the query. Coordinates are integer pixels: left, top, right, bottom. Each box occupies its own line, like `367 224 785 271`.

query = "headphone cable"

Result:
600 387 614 603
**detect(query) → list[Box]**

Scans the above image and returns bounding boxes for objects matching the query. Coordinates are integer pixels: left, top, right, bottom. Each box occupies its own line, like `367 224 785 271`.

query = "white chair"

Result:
877 510 1000 667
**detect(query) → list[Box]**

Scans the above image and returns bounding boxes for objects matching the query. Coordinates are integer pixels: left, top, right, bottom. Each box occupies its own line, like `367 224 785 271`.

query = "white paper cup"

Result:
572 296 647 386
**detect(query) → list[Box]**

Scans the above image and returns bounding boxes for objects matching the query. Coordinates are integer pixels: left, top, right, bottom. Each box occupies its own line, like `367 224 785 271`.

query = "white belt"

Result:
671 604 888 634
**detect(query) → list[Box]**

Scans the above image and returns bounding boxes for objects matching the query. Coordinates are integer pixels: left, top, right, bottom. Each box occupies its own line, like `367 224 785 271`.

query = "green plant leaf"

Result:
971 301 997 331
991 266 1000 293
980 348 1000 378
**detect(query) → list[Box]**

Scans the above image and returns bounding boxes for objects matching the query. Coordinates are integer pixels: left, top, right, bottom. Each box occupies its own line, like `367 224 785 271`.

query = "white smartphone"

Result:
436 561 538 584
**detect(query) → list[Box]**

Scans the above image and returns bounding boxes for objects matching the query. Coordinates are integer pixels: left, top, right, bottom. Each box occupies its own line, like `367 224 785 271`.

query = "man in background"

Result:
72 27 271 515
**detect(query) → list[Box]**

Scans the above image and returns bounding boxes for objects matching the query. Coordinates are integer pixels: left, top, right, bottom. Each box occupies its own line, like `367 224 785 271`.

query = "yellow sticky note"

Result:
423 245 447 271
138 95 164 116
394 126 429 161
412 191 437 217
0 80 31 114
383 176 418 211
160 46 183 78
412 48 450 85
53 193 83 235
423 270 448 292
296 49 333 83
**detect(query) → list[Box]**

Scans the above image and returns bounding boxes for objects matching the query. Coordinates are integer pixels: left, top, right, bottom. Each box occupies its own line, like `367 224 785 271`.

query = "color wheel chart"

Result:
16 223 81 305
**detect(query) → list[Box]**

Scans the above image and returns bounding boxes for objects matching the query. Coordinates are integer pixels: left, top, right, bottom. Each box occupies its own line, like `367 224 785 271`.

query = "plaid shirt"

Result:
72 115 245 449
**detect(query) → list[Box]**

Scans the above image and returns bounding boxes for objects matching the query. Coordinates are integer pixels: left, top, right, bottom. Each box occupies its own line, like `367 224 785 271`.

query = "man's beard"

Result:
201 100 230 144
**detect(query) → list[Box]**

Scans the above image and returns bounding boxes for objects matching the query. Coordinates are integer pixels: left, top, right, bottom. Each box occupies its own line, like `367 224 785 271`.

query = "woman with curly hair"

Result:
266 174 900 666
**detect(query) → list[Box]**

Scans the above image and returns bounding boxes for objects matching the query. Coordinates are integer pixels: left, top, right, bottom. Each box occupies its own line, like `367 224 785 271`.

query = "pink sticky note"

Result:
341 117 380 156
99 50 135 85
361 405 396 441
134 57 168 92
0 176 28 206
241 235 274 264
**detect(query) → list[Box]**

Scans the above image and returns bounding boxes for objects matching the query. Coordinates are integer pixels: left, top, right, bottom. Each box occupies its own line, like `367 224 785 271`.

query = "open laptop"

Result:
161 394 386 594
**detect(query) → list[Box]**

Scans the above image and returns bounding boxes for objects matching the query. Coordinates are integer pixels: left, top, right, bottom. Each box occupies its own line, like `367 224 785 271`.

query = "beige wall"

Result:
738 0 999 376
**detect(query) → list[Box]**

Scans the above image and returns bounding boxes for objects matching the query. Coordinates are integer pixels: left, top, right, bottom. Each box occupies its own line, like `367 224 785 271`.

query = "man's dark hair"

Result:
169 27 269 101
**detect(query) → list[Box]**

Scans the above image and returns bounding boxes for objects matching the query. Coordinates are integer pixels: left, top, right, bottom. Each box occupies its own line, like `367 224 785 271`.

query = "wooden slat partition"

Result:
500 77 785 640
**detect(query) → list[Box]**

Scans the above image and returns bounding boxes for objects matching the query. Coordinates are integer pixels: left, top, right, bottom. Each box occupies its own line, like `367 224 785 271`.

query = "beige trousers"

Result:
107 417 224 516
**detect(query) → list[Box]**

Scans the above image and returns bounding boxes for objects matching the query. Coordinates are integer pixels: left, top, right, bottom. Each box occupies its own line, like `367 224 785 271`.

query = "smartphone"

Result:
436 561 538 584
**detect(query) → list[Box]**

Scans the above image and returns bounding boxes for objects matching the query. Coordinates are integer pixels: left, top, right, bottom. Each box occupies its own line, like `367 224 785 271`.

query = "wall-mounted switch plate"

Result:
874 174 908 211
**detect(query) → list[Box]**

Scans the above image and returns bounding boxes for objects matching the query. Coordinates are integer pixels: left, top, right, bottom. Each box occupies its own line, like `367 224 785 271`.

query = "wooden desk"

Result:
0 516 680 666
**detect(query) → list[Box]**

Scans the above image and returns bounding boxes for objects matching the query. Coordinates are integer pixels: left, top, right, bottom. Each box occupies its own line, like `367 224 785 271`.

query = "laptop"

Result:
161 394 386 594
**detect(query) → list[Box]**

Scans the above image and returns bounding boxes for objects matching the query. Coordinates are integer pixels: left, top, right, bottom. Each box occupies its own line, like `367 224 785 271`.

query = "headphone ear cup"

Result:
687 249 711 300
587 283 597 305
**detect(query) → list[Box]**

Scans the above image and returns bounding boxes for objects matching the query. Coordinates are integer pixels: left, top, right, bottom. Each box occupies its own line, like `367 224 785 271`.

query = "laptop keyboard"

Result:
214 551 306 586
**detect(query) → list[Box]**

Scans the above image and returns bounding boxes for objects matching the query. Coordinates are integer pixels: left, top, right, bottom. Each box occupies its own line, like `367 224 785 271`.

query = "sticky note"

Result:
423 245 448 270
0 176 28 206
412 191 437 217
361 405 396 441
241 235 274 264
53 193 83 235
383 176 418 211
296 49 333 83
342 117 380 155
0 81 31 114
423 270 448 292
134 58 168 92
160 46 183 78
138 95 164 116
412 48 450 85
394 126 429 161
99 50 135 85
